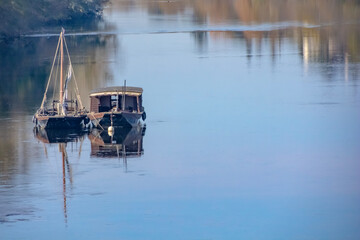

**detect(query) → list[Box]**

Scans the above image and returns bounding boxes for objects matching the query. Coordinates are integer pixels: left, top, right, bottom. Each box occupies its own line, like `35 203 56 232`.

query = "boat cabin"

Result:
89 86 144 113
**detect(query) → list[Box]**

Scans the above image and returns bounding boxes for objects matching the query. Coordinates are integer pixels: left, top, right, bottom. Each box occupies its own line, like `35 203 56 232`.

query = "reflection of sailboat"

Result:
34 127 86 144
33 28 88 129
34 128 85 223
88 127 145 158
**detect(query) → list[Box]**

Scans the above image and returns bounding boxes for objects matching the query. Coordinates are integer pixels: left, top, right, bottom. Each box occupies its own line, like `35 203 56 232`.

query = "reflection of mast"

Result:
123 144 127 172
59 142 73 224
34 128 84 224
112 130 128 172
60 143 68 223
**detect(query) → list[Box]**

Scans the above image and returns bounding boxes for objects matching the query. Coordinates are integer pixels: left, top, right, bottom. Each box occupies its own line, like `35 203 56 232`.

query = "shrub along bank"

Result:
0 0 108 39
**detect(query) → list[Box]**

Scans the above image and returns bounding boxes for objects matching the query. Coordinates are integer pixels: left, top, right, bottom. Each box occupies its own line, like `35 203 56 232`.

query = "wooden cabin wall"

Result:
90 97 100 113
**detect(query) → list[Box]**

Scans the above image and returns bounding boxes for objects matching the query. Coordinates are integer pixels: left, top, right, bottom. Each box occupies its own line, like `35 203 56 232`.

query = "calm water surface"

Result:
1 0 360 239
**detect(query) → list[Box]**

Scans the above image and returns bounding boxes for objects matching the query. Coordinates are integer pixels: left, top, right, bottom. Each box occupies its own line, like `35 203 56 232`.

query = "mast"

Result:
116 90 119 111
122 80 126 111
60 28 65 114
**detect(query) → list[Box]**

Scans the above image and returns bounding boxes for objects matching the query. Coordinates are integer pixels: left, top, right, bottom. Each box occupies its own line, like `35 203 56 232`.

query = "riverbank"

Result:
0 0 108 40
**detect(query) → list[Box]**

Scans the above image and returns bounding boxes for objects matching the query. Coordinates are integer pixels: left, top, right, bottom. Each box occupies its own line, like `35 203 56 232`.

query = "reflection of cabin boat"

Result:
88 127 145 158
88 86 146 129
33 28 88 129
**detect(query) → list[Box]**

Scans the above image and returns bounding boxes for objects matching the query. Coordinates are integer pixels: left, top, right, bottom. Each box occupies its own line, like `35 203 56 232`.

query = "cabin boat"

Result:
88 86 146 129
33 28 88 129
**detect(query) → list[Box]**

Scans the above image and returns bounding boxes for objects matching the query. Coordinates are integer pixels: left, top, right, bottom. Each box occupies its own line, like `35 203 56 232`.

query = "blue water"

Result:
1 1 360 239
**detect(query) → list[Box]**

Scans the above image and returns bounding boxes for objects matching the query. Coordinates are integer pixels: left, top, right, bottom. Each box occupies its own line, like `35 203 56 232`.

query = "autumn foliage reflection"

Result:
112 0 360 62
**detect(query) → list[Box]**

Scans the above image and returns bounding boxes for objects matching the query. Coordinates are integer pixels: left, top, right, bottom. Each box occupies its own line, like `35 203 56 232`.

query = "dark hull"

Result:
89 112 142 129
35 115 86 129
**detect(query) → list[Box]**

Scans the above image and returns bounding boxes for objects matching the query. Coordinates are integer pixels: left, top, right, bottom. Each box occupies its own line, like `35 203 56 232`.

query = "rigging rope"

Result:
63 37 85 111
39 36 61 111
52 51 61 104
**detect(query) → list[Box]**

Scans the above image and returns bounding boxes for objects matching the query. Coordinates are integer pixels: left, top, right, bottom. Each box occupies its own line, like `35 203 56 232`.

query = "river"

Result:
1 0 360 239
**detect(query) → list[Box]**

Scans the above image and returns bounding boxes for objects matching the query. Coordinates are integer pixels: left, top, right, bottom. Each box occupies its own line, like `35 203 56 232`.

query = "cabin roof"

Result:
89 86 143 97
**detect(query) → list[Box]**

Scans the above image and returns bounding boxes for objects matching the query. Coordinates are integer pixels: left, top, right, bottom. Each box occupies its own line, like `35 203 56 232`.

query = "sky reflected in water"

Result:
1 0 360 239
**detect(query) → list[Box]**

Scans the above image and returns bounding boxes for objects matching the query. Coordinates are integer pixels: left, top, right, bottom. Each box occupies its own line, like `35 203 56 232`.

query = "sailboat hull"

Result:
35 115 86 129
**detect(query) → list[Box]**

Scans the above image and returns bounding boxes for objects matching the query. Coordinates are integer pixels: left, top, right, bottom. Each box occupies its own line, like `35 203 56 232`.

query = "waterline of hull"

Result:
35 115 86 129
89 112 142 129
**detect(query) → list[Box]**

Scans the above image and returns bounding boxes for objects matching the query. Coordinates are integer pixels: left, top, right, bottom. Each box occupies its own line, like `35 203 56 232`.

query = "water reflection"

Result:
34 128 86 223
34 128 86 144
1 0 358 118
32 126 145 221
0 33 118 115
89 127 145 171
1 1 360 238
108 0 360 64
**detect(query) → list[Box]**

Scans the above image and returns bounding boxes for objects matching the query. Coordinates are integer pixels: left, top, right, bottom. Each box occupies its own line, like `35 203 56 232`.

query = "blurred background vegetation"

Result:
0 0 359 115
0 0 108 38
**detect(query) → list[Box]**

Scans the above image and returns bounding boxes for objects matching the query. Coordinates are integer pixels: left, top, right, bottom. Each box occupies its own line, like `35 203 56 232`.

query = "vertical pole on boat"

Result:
122 80 126 111
116 91 119 111
136 96 140 113
108 113 114 136
59 28 65 115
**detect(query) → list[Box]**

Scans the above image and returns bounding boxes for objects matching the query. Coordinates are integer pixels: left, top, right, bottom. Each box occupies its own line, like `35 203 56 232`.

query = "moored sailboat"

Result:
33 28 88 129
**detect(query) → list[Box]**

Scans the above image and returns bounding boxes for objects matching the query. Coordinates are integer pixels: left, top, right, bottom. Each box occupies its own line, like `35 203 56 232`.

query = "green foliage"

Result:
0 0 107 38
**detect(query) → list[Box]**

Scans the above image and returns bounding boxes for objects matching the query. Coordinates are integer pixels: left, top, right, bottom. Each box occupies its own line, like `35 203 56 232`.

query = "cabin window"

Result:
111 95 118 109
123 96 137 112
90 93 142 113
99 96 111 112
